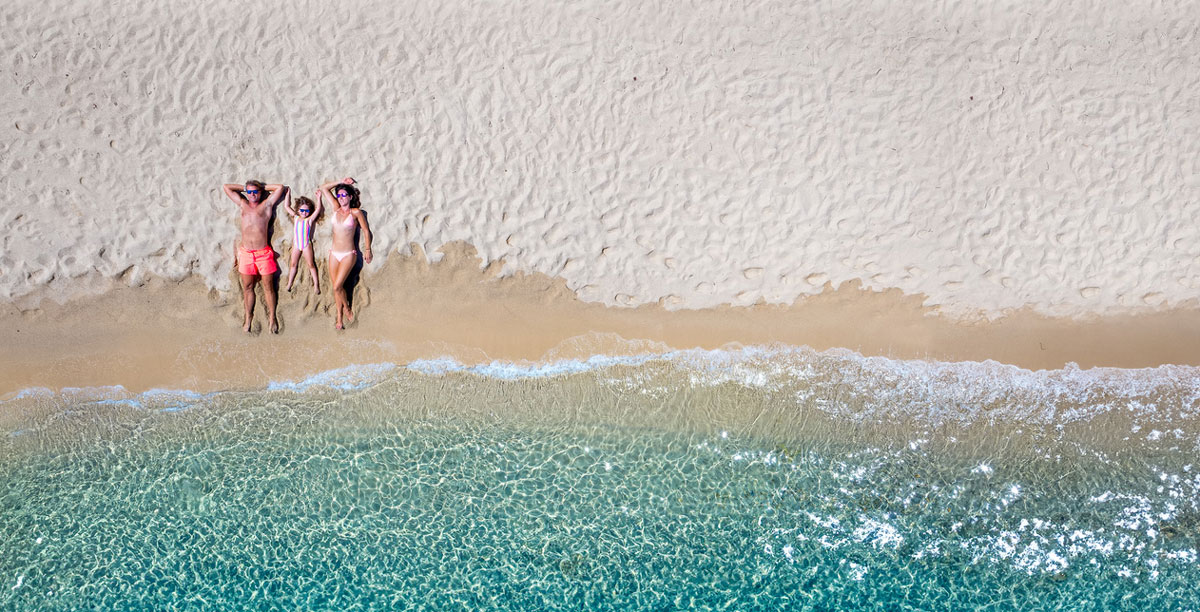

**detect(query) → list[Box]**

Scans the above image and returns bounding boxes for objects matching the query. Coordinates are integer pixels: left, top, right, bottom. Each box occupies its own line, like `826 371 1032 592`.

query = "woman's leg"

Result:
333 256 354 324
330 253 354 329
328 252 342 328
286 247 302 291
304 247 320 294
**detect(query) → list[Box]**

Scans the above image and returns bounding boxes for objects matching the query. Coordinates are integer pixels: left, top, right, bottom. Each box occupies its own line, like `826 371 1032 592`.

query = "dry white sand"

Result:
3 0 1197 320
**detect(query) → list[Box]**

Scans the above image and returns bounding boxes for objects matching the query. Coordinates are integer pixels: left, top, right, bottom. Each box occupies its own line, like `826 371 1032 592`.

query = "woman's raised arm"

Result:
318 176 355 203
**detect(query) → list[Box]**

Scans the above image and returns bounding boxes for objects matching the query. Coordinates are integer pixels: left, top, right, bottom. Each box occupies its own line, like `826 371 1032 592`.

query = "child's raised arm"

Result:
312 189 325 219
283 189 297 219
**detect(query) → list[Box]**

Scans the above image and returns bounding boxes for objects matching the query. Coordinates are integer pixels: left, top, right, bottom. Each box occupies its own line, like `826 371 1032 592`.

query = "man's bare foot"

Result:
270 320 279 334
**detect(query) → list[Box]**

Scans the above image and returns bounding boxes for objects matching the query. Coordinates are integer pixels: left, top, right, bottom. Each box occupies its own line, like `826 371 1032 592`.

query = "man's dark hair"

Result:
245 180 266 192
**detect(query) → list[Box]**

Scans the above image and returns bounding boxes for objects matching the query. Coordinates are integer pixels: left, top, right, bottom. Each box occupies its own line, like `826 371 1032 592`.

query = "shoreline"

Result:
4 242 1200 398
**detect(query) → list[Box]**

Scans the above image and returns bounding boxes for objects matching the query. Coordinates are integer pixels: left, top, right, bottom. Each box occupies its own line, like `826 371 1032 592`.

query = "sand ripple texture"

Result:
1 0 1197 317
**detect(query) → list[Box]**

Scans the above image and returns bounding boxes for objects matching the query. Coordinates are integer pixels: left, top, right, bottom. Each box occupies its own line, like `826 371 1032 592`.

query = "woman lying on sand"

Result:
319 177 373 330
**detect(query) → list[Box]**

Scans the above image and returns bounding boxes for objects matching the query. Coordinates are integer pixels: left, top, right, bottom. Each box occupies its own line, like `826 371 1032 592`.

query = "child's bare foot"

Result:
286 281 294 292
315 287 321 295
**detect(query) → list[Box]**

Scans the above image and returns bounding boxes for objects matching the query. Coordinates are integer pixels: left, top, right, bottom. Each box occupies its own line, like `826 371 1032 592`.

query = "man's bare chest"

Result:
241 205 272 224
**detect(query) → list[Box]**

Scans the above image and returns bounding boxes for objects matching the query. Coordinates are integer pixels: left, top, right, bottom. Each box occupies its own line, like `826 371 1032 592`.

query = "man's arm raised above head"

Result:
223 184 248 206
262 184 289 207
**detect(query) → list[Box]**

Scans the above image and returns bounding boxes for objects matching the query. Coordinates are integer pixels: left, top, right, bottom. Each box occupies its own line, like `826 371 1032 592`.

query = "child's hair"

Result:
333 183 360 208
294 196 319 221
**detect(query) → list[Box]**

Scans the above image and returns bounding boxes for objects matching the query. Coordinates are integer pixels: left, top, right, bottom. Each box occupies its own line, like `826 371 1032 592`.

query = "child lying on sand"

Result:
284 191 323 294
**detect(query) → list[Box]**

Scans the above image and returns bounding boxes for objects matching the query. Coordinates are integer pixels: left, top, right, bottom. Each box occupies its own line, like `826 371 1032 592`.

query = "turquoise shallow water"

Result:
2 347 1199 610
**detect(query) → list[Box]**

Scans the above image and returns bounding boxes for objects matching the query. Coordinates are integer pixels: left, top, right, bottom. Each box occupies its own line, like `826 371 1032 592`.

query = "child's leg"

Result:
303 247 320 294
286 247 302 291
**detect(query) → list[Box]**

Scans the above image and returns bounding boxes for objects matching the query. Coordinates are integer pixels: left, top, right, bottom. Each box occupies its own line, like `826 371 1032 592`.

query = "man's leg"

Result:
263 272 279 334
240 273 259 333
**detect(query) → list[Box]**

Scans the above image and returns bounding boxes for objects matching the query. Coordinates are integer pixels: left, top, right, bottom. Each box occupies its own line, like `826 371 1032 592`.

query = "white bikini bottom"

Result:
329 249 356 262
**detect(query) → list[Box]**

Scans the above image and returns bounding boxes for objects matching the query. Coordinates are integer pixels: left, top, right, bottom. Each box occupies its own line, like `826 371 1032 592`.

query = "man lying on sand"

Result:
223 180 289 334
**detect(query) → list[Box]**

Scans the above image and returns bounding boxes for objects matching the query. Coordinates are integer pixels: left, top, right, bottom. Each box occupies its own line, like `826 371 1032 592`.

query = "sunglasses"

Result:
244 189 261 195
335 193 351 199
298 209 312 214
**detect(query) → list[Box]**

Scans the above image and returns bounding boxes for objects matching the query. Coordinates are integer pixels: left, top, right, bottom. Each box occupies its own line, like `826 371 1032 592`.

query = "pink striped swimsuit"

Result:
293 216 314 251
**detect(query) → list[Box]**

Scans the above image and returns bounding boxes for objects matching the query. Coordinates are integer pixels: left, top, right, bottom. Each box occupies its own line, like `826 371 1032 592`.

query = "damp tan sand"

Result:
3 243 1200 397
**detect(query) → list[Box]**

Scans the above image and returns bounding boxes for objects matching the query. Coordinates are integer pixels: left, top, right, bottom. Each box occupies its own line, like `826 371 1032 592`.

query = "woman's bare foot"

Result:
334 320 344 330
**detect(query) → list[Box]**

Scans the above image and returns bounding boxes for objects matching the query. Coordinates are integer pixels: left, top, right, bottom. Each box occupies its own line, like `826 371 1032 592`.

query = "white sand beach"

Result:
1 0 1199 393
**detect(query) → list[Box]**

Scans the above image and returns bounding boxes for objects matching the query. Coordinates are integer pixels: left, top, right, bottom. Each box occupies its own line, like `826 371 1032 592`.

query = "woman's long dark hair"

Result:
333 183 360 208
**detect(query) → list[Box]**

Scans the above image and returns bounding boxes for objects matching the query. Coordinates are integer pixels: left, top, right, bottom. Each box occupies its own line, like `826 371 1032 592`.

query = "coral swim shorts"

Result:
237 246 278 276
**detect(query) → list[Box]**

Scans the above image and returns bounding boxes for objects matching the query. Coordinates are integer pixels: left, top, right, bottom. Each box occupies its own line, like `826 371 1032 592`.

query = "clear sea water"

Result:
2 346 1199 610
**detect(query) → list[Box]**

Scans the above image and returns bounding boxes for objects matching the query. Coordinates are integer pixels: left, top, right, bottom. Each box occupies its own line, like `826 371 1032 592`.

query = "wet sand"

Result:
3 243 1200 398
